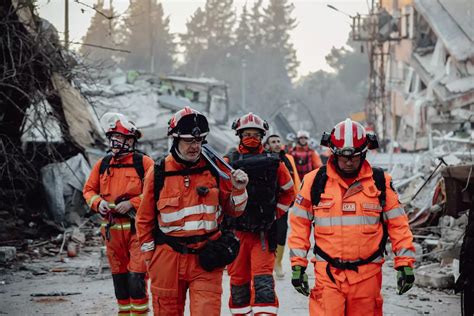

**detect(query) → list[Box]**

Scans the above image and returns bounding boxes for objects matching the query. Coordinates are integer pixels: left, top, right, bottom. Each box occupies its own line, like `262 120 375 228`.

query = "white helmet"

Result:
297 130 310 139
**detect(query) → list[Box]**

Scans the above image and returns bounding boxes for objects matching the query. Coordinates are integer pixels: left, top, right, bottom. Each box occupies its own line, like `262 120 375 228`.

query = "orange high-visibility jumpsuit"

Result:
227 145 296 316
290 144 323 180
288 160 415 315
136 154 248 316
83 153 154 315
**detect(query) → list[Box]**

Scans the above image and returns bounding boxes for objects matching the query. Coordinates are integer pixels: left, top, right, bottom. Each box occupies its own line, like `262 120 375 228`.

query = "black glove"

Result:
291 265 310 296
397 266 415 295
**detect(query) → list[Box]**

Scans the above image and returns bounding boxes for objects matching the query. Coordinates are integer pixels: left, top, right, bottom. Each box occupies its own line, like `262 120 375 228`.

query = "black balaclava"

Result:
333 152 366 179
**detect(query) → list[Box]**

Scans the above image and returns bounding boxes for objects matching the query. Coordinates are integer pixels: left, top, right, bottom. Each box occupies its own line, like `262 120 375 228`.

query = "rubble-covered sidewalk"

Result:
0 241 461 315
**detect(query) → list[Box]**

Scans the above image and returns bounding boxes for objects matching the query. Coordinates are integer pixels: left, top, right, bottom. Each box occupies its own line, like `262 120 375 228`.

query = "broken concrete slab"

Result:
0 247 16 263
416 263 455 289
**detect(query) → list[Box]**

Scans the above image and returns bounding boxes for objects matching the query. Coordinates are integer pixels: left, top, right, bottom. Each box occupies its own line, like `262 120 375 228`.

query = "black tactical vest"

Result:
226 150 280 232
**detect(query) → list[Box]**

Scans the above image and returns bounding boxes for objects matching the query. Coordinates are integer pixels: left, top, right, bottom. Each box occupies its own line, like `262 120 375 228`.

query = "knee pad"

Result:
231 282 251 306
128 272 147 299
112 273 130 300
254 274 275 304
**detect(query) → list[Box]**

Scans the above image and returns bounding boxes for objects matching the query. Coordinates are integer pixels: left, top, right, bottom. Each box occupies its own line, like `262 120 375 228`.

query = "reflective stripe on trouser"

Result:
101 218 147 274
148 244 224 316
228 231 279 315
118 298 131 315
103 218 148 313
309 268 383 316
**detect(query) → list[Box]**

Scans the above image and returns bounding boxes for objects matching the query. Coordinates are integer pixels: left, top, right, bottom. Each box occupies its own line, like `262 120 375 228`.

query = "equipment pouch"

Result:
199 230 240 272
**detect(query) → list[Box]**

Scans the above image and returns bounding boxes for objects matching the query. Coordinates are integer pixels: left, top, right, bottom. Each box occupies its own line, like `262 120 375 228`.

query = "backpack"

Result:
99 152 146 180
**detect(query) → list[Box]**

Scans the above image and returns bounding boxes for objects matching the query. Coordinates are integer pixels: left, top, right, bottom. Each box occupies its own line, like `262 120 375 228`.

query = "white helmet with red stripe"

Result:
168 107 209 138
321 118 378 156
297 130 310 139
231 112 269 135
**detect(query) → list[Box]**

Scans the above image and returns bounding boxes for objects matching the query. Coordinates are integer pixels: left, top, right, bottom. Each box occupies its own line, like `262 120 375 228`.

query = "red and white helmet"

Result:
168 107 209 138
297 130 310 139
321 118 375 156
232 112 269 135
101 113 141 139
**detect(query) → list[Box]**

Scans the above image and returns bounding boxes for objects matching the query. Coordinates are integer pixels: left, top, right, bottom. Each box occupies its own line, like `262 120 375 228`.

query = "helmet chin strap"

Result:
333 153 366 179
109 137 135 157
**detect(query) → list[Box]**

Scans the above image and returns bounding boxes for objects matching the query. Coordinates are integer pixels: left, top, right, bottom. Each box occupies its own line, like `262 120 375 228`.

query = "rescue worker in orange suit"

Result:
265 134 301 279
290 130 323 180
136 107 249 316
83 113 153 315
226 113 296 315
288 118 416 316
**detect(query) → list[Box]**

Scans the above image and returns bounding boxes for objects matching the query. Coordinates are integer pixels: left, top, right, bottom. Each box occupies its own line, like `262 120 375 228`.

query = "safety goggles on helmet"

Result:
101 112 141 139
181 136 205 144
168 107 209 138
320 118 379 157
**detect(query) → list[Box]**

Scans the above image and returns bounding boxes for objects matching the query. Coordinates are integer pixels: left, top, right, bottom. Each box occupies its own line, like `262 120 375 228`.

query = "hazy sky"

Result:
36 0 369 78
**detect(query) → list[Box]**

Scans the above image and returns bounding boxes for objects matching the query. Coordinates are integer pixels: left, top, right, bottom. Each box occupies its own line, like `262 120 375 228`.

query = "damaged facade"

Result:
383 0 474 151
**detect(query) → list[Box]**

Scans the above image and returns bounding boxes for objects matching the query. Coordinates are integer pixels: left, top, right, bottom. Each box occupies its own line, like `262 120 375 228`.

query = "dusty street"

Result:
0 243 460 316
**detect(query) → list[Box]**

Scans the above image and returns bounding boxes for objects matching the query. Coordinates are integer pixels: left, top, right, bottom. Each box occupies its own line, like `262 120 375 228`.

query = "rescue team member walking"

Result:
290 130 322 180
83 113 152 315
265 134 301 279
288 118 416 315
136 107 249 316
226 113 296 315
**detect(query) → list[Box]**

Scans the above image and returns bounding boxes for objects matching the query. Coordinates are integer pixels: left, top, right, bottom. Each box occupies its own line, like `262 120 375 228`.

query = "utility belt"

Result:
313 219 388 284
103 212 136 241
153 227 241 272
153 229 217 254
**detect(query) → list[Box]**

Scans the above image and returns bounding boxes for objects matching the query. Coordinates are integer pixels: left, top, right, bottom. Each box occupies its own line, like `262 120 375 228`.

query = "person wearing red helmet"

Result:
288 118 416 315
83 113 153 315
136 107 249 315
289 130 323 180
225 113 296 315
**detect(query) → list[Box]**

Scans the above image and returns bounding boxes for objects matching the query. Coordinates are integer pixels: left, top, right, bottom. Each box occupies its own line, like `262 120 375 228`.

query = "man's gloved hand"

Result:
397 266 415 295
231 169 249 190
115 200 133 214
291 265 310 296
98 200 110 216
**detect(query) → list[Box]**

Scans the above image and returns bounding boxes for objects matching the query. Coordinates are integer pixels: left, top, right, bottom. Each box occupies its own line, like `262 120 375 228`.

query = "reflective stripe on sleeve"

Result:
277 203 290 212
395 248 416 258
290 248 308 258
140 241 155 252
88 194 100 207
383 207 406 220
281 179 294 191
291 206 313 221
232 190 248 205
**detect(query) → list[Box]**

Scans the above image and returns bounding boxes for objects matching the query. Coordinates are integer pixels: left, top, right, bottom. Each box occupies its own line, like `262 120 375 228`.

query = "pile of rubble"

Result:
0 214 108 279
369 142 473 292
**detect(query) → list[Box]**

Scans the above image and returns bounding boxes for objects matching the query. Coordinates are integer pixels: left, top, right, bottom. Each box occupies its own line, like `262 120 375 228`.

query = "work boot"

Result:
274 244 285 279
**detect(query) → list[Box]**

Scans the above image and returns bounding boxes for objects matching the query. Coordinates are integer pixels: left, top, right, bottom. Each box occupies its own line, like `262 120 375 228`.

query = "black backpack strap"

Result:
371 167 386 208
99 154 113 175
133 153 145 180
310 166 328 206
154 158 166 203
152 157 217 255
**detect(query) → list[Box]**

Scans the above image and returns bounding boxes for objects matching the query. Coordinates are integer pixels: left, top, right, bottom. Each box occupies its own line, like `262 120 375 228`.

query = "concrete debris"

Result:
416 263 455 289
0 247 17 263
